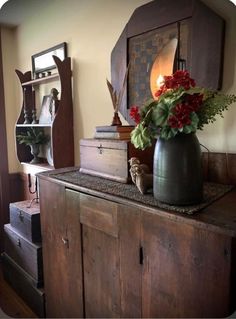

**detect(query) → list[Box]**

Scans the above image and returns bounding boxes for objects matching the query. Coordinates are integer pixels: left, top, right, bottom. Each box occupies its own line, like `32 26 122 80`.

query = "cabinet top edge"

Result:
37 167 236 237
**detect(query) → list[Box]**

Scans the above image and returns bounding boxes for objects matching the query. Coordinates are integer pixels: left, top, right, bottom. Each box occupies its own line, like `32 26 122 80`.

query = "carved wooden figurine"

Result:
129 157 153 194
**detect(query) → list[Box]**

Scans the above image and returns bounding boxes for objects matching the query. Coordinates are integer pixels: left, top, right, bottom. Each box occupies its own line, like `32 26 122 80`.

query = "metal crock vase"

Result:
153 133 203 205
30 143 41 164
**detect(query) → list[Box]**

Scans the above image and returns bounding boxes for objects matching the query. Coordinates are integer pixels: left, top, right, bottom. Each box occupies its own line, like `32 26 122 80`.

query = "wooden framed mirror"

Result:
111 0 225 124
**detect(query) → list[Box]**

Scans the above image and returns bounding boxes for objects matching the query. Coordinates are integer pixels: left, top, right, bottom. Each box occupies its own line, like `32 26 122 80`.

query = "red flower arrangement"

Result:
130 70 236 150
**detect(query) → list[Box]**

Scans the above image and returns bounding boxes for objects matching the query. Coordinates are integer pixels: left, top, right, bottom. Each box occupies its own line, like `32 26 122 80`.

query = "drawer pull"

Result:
17 238 21 247
18 211 24 221
62 237 69 247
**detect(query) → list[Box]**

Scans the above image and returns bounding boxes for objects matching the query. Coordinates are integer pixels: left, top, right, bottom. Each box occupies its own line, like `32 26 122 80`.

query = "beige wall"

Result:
1 0 236 173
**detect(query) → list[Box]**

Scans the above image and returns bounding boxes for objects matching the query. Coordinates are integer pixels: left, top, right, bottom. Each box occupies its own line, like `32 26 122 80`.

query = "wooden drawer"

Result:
80 138 154 183
79 193 118 238
4 224 43 285
1 252 45 318
10 200 41 243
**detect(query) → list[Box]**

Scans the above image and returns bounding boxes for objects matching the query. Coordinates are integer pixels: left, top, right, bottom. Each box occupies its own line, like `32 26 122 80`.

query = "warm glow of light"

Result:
156 75 164 88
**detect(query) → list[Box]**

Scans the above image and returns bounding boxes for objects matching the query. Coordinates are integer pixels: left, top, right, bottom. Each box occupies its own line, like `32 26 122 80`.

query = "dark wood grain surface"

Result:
0 258 38 318
38 167 236 317
0 28 10 253
111 0 224 123
4 224 43 284
39 180 83 318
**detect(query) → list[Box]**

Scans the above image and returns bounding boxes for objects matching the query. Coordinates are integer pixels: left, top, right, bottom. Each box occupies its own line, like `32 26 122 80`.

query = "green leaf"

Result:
16 128 49 146
182 112 199 134
131 124 153 150
152 102 169 126
160 126 178 139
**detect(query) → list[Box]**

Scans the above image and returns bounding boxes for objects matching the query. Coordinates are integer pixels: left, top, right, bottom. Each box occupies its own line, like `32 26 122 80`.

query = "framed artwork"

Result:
39 95 53 124
111 0 224 124
32 42 67 75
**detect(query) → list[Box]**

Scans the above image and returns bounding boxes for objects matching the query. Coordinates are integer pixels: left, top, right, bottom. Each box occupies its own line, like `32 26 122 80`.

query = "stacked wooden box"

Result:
1 200 45 317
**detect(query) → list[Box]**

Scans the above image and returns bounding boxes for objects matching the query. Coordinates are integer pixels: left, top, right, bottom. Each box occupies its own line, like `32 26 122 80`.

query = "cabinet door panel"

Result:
83 225 120 318
80 193 142 318
141 212 231 318
39 181 83 318
118 205 142 318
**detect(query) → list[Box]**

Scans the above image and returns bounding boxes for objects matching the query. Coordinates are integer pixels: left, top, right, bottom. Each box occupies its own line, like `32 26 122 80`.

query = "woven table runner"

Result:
51 170 234 215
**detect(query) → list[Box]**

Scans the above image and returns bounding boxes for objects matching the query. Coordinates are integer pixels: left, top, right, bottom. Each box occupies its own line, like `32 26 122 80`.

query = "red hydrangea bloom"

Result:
168 112 191 129
155 70 196 97
167 93 203 129
155 85 167 98
168 101 191 128
130 106 141 124
184 93 203 112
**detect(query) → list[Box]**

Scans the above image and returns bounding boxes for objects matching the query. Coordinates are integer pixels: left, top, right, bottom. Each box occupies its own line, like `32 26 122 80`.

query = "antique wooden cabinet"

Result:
38 168 236 318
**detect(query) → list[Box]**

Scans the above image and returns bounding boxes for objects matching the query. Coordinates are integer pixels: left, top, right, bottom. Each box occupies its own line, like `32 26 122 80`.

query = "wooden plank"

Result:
79 193 118 238
118 204 142 318
202 152 236 185
1 253 44 317
39 180 83 318
0 264 37 318
141 211 232 318
0 28 10 253
83 225 120 318
4 224 43 284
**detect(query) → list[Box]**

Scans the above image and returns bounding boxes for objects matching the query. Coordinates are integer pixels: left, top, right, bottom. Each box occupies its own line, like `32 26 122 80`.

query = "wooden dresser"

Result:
38 167 236 318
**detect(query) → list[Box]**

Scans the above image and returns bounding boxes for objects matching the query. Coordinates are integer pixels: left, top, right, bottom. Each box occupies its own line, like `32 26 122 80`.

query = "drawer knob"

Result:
62 237 69 247
97 144 103 154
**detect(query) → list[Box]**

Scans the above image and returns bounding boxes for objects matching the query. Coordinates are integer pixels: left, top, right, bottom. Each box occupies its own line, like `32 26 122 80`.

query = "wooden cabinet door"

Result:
79 193 141 318
39 180 83 318
141 211 232 318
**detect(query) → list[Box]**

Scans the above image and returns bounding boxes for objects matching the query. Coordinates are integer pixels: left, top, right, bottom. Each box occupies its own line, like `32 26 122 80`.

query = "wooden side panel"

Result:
0 28 10 253
141 211 232 318
83 225 120 318
39 180 83 318
202 152 236 185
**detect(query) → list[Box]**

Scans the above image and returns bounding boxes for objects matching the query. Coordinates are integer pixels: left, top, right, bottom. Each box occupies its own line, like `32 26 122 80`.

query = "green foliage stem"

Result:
16 127 49 146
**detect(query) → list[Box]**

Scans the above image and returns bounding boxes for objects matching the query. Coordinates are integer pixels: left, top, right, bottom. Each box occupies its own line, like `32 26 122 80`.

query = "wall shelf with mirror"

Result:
21 73 60 87
15 55 74 170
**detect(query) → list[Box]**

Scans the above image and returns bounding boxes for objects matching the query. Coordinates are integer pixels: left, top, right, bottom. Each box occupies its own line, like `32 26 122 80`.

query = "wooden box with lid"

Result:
79 138 154 183
4 223 43 285
9 200 41 243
